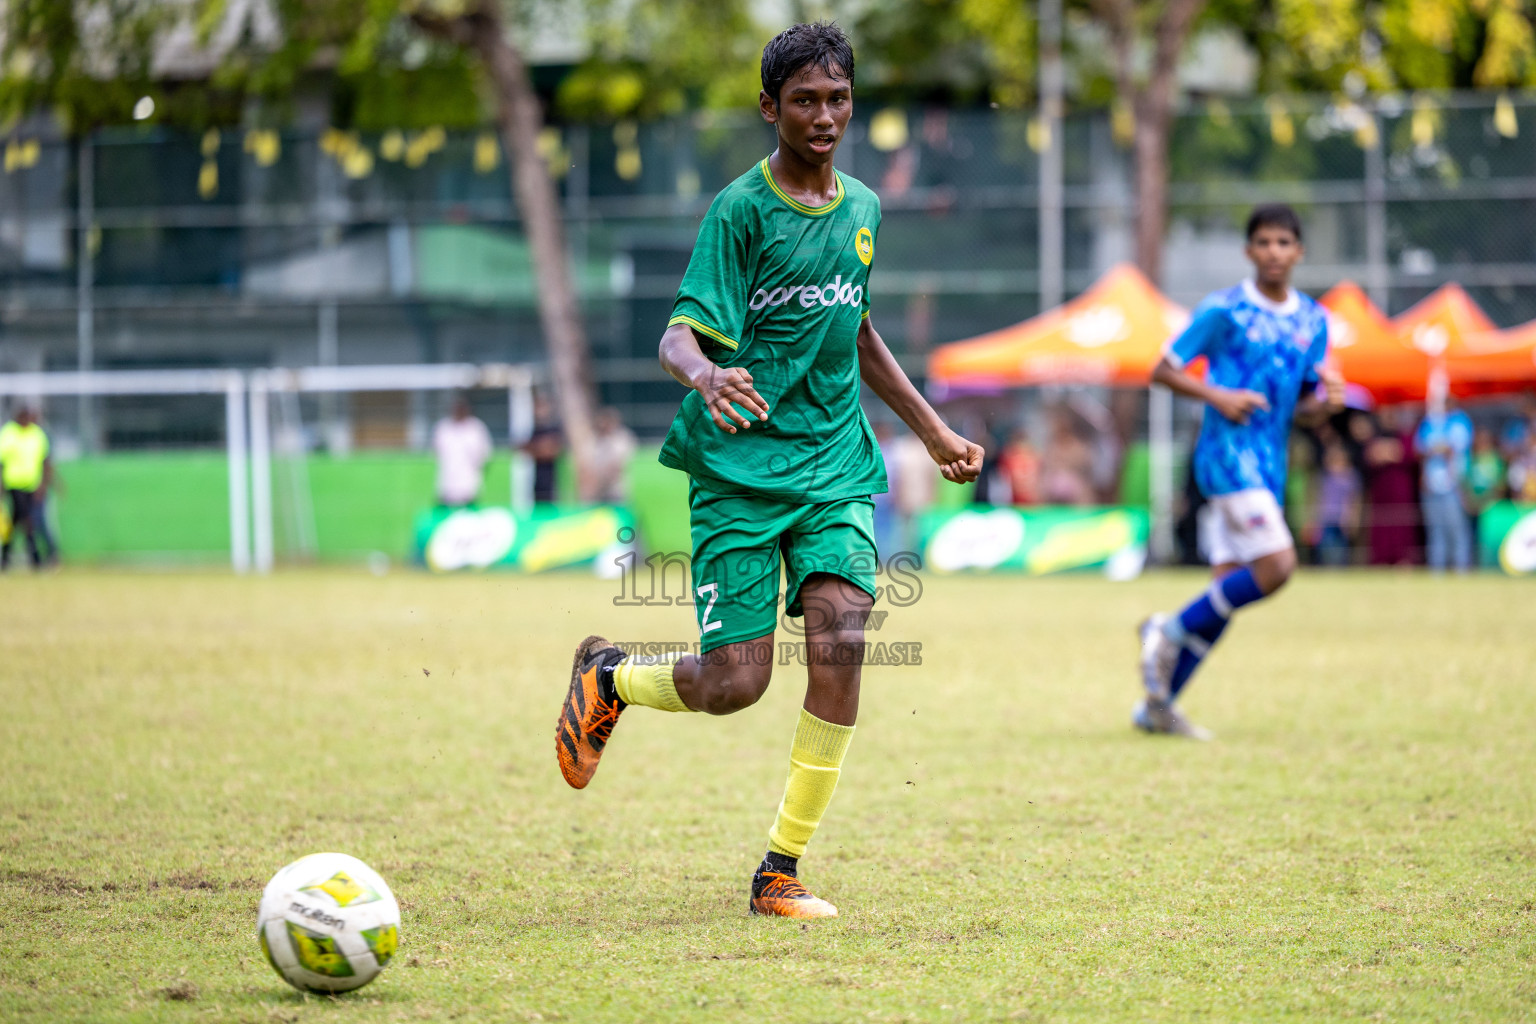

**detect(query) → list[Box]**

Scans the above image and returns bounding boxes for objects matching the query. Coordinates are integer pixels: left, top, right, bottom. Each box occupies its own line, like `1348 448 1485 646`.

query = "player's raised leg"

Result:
1138 521 1296 739
556 634 777 789
751 571 868 919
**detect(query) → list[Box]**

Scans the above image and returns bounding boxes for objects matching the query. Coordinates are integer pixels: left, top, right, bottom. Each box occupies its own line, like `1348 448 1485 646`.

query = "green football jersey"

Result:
658 157 888 504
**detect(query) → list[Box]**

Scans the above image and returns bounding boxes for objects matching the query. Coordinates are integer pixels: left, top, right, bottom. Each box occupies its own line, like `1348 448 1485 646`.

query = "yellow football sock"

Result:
613 653 694 713
767 709 856 859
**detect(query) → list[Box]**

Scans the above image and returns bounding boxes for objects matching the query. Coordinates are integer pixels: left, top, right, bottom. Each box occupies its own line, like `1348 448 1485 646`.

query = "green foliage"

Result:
211 0 486 130
556 0 762 119
1220 0 1536 95
0 0 168 130
851 0 1022 105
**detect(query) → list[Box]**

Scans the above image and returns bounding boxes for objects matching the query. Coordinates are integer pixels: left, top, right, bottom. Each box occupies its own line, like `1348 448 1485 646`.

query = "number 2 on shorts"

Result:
696 582 722 634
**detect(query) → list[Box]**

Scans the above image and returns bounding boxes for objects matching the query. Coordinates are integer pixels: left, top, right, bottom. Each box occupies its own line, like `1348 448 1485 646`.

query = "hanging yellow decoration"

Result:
615 146 642 181
869 108 909 152
343 146 374 179
320 128 350 156
1110 101 1135 146
201 129 221 158
403 127 445 169
1494 94 1518 139
1353 116 1379 151
1266 97 1294 147
244 129 281 167
1026 116 1050 154
1410 96 1439 149
473 132 500 174
535 127 569 179
3 139 38 173
379 130 405 161
198 160 218 198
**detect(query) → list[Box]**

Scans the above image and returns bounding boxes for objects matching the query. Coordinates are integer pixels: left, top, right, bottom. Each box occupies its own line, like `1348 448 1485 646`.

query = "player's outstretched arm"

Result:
659 323 769 434
1151 357 1270 425
855 317 982 483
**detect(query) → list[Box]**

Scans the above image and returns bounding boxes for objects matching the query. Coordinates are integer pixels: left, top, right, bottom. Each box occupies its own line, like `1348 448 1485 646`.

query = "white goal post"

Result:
0 364 536 574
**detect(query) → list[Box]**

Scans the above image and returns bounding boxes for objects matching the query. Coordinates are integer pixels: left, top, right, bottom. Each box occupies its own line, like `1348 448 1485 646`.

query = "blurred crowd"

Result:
449 386 1536 574
1271 394 1536 571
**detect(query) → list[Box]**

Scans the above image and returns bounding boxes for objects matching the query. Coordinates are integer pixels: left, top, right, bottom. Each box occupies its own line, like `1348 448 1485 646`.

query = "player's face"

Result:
760 64 852 166
1245 225 1303 287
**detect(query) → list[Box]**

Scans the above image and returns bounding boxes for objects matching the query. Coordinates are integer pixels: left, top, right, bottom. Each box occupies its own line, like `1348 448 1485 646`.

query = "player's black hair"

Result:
1246 203 1303 242
760 22 854 107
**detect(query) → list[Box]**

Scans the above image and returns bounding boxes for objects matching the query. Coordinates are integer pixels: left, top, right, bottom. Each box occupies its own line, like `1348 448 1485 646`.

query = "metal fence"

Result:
3 92 1536 452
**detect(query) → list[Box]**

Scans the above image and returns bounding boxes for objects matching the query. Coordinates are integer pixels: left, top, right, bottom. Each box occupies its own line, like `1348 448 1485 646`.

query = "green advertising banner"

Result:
917 505 1150 577
1478 501 1536 575
412 505 634 573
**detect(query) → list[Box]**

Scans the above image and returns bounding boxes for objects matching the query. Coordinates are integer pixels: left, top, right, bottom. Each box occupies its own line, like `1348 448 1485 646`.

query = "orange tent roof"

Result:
1393 283 1498 357
1320 282 1430 401
928 265 1189 387
1445 318 1536 392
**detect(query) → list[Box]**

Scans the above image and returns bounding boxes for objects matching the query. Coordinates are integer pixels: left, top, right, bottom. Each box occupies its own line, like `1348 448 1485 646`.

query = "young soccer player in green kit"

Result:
555 22 983 919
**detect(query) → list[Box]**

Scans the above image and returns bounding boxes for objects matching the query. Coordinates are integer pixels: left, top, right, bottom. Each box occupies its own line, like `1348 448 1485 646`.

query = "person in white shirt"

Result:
432 396 494 507
582 408 637 504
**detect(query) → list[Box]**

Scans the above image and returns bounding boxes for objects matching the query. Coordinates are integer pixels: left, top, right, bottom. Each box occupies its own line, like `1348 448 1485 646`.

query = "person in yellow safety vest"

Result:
0 406 58 570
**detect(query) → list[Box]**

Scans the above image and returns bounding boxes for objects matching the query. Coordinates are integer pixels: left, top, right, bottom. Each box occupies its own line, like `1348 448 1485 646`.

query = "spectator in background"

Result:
432 395 494 508
994 428 1040 506
1363 405 1420 566
0 406 57 570
1416 397 1473 572
891 431 936 554
1039 406 1096 506
1499 391 1535 462
523 394 564 505
1464 426 1505 562
583 408 637 505
1508 432 1536 503
1314 443 1361 567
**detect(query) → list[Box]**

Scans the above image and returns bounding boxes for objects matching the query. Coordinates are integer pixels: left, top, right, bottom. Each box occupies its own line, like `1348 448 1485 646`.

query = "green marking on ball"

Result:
285 921 355 977
361 924 398 967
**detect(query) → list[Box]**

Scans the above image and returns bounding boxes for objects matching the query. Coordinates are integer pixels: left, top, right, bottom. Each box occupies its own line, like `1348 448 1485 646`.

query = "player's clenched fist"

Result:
925 428 984 483
692 365 770 433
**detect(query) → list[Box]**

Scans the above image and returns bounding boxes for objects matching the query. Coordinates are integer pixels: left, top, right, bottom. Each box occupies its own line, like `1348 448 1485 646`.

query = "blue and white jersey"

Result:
1166 280 1329 500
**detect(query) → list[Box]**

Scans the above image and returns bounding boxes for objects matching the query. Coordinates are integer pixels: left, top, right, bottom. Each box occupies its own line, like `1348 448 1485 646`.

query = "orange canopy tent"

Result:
1393 283 1498 359
1319 281 1431 401
928 264 1189 389
1444 321 1536 393
1391 284 1525 399
1320 282 1527 400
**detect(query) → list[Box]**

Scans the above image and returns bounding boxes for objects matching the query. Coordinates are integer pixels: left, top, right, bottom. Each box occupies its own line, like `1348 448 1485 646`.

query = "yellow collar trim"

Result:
759 158 845 216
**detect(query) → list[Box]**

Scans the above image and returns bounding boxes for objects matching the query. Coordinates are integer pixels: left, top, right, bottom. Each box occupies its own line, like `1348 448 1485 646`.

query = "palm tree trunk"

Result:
416 3 598 499
1095 0 1206 286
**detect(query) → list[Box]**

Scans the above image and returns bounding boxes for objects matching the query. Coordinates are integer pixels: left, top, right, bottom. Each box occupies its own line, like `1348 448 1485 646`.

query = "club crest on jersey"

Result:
855 226 874 266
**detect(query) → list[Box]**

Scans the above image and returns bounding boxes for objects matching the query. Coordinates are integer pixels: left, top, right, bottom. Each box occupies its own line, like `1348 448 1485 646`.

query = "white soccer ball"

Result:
257 852 401 994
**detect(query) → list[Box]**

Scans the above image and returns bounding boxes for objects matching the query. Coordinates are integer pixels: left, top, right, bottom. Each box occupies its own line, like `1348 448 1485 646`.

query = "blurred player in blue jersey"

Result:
1137 204 1344 739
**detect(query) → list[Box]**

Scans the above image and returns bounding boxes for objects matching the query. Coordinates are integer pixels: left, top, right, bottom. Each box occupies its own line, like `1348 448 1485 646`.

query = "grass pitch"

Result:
1 568 1533 1022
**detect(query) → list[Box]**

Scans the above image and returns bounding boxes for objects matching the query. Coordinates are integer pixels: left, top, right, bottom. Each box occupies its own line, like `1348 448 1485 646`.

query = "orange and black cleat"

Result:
556 635 627 790
749 869 838 920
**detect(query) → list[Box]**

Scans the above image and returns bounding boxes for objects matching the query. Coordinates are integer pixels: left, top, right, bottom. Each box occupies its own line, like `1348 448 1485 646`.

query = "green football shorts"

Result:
686 481 878 653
